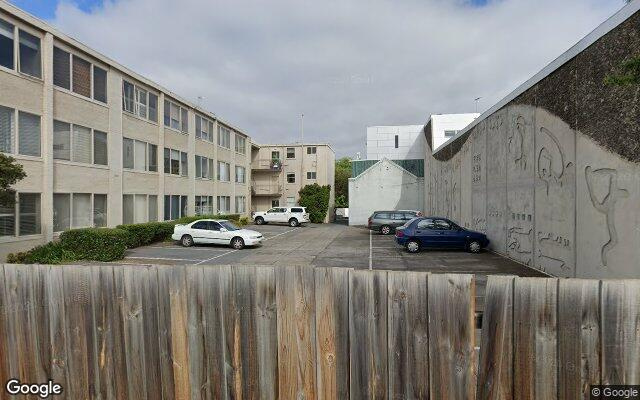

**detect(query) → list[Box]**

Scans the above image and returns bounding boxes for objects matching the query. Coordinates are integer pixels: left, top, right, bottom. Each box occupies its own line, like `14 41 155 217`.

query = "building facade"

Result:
0 1 251 261
427 113 479 151
250 143 335 221
366 125 425 160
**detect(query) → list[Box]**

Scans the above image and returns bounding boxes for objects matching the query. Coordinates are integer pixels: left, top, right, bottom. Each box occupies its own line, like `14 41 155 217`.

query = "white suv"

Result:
253 207 310 227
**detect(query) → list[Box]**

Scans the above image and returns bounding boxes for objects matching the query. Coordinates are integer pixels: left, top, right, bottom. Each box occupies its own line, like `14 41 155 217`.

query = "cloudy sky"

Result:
11 0 626 157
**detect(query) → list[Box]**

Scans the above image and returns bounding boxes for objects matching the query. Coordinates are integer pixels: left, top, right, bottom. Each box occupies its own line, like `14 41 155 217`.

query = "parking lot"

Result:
122 222 547 276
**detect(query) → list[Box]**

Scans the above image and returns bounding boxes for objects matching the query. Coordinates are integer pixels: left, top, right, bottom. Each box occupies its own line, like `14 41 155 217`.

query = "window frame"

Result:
286 172 296 184
53 44 108 103
164 147 188 176
195 195 214 215
53 120 108 166
53 192 106 232
0 17 15 72
286 147 296 159
235 134 246 154
217 161 230 182
123 80 158 123
18 28 42 79
122 137 157 172
163 194 188 220
195 114 214 142
306 171 317 180
195 155 214 180
235 165 246 183
306 146 317 155
164 99 189 133
217 125 231 149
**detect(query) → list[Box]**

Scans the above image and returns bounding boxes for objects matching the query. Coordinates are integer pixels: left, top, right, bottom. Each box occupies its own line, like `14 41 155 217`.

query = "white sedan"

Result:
171 219 263 249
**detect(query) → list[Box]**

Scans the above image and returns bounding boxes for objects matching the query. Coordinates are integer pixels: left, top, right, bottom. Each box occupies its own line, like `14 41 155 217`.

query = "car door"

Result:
414 219 439 247
190 221 212 244
207 221 228 245
278 208 290 223
264 208 279 223
433 219 458 247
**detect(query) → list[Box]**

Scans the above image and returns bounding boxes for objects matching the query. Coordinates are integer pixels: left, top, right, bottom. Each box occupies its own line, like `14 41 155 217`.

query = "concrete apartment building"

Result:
250 143 335 221
0 1 251 260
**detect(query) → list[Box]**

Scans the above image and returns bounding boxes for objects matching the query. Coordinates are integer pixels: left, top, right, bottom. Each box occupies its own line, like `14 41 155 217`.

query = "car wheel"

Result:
289 218 299 227
181 235 194 247
468 240 482 253
255 216 264 225
231 237 245 250
380 225 392 235
406 240 420 253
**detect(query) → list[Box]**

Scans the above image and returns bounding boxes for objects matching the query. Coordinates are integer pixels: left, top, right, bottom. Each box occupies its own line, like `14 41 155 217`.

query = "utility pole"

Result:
300 113 304 205
474 97 481 113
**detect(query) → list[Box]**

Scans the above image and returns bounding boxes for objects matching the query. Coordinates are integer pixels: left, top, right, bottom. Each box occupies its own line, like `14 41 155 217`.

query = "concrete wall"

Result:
366 125 425 160
349 159 424 226
0 3 252 261
424 3 640 279
250 143 335 222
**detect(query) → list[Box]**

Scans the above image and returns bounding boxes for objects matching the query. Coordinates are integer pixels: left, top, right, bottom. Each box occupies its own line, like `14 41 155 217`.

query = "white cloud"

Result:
51 0 623 157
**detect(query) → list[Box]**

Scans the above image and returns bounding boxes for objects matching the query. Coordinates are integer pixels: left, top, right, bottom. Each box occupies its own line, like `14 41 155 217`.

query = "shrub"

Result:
59 228 129 262
117 221 174 248
238 216 249 226
6 242 75 265
298 184 331 223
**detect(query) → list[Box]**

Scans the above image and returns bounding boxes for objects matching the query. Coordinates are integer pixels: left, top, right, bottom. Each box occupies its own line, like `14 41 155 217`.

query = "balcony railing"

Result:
252 158 282 171
251 184 283 196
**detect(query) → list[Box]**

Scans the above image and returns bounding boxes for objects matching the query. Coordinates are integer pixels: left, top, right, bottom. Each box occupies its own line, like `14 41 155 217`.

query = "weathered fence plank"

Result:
315 267 349 400
277 265 317 400
558 279 601 400
201 266 225 400
428 273 476 400
350 269 388 400
47 265 71 398
156 265 177 400
513 277 558 400
255 266 278 399
476 275 514 400
168 265 191 400
121 266 149 400
601 280 640 385
186 266 209 399
388 271 430 400
91 265 118 399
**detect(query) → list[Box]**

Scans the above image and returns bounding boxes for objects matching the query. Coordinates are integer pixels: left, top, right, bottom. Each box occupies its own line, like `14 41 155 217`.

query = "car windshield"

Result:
400 217 418 228
219 221 240 231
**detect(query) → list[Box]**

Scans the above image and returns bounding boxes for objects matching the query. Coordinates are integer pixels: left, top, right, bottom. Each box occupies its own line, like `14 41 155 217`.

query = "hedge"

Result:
299 184 331 223
7 214 249 263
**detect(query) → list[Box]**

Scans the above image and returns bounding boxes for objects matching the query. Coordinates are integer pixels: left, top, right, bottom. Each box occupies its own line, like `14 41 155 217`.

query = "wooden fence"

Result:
0 264 638 399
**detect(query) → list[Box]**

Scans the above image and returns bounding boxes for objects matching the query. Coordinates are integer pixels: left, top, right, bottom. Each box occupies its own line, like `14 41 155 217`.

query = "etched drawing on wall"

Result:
584 166 629 266
508 115 528 170
507 225 533 265
537 127 574 195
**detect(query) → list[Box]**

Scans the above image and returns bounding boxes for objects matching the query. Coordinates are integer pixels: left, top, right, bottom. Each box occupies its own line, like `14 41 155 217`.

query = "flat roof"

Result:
432 0 639 155
252 142 335 152
0 0 250 138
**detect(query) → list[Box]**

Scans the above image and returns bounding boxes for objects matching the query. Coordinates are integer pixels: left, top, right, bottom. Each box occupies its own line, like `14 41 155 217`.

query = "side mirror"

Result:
220 227 227 232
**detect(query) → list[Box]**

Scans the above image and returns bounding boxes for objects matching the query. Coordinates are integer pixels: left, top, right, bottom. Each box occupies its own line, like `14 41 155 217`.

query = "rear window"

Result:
374 212 390 219
404 212 418 219
392 213 405 220
291 207 304 213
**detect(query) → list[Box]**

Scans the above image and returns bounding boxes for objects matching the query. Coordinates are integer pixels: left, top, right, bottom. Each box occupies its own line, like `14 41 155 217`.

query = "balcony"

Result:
252 158 282 171
252 184 283 196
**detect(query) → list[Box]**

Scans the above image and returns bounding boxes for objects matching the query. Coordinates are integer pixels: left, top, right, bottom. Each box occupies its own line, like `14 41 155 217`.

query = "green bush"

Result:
6 242 75 264
298 184 331 223
59 228 129 262
238 216 249 226
117 221 174 248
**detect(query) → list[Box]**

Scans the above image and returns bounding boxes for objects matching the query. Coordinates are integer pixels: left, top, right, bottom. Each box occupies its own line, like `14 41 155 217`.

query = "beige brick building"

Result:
250 143 335 221
0 1 252 260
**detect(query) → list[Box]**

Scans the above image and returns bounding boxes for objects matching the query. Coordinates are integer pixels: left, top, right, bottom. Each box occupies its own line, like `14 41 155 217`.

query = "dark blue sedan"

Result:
395 217 489 253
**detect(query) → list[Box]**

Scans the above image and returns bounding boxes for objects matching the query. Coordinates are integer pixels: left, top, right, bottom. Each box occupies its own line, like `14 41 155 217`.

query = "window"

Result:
235 196 246 213
0 106 15 154
271 151 280 160
444 130 457 138
73 125 92 164
217 161 230 182
148 93 158 123
0 18 14 70
394 135 399 149
286 147 295 159
72 55 91 97
235 135 246 154
164 147 188 176
93 66 107 103
122 81 134 113
218 125 231 148
94 194 107 227
134 194 146 223
287 173 296 183
123 138 156 171
195 195 213 215
123 80 157 122
433 219 452 230
235 166 246 183
19 30 41 78
164 195 187 220
54 121 107 165
72 193 92 228
286 196 295 207
148 195 157 222
195 155 214 179
306 146 317 154
164 100 188 133
291 207 304 213
122 194 134 224
18 193 40 235
196 115 214 141
417 219 435 229
53 47 70 89
53 193 106 232
94 131 108 165
18 111 40 157
217 196 230 214
306 171 316 180
135 86 147 119
271 199 280 207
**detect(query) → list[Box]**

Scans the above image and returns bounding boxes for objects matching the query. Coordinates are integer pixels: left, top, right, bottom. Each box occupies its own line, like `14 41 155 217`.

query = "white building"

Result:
366 125 425 160
428 113 479 151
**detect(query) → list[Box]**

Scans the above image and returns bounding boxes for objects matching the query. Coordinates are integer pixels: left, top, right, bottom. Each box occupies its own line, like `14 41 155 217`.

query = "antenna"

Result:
474 97 481 113
301 113 304 143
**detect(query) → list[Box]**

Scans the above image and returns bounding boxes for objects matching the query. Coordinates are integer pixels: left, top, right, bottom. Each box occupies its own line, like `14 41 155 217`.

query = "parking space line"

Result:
195 249 238 265
126 256 202 262
263 227 300 241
